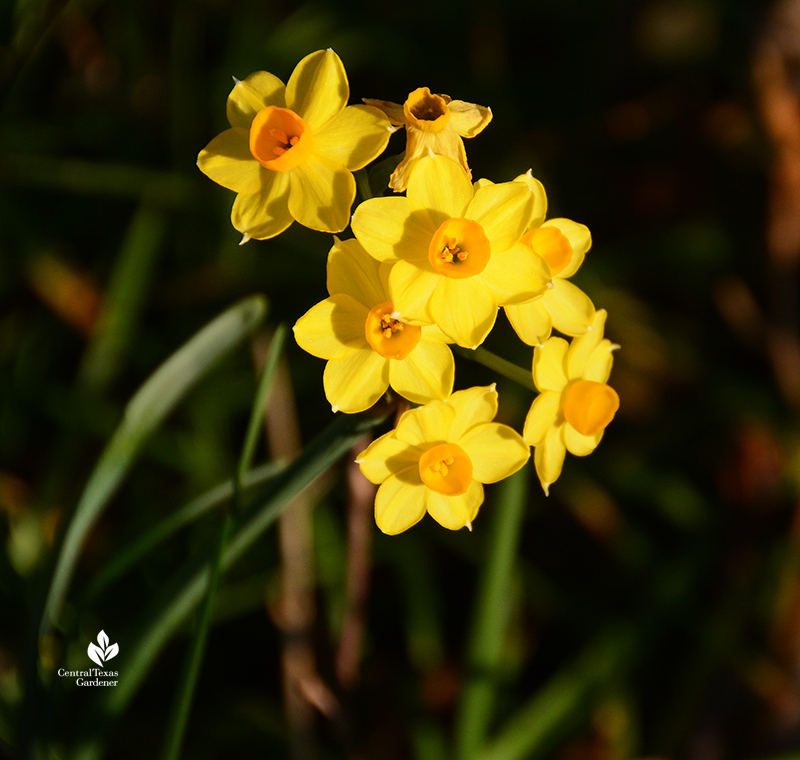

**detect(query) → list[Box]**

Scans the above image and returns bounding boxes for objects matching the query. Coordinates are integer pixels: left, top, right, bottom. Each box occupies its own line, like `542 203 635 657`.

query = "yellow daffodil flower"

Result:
357 386 530 534
364 87 492 192
351 155 549 349
197 49 392 241
523 310 620 495
505 216 596 346
293 238 455 413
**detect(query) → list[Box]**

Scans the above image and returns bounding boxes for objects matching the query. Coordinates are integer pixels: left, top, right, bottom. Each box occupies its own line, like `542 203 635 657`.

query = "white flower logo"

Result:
87 630 118 667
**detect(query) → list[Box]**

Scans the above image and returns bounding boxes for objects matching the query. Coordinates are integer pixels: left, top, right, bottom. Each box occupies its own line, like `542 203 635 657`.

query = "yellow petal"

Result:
323 349 389 413
566 309 607 379
477 241 550 306
534 425 567 495
533 337 569 392
357 432 424 484
293 293 369 360
288 152 355 233
375 468 428 534
387 259 439 324
447 100 492 138
523 391 561 446
467 181 533 252
505 299 552 347
227 71 286 129
406 154 473 222
458 423 530 483
564 425 603 456
352 196 436 263
513 171 548 228
584 340 616 384
197 128 264 194
231 171 293 240
395 400 456 446
543 219 591 279
362 97 407 125
425 479 483 530
388 336 454 404
429 277 497 348
547 280 596 336
285 49 348 131
313 104 391 171
446 385 499 441
327 238 385 306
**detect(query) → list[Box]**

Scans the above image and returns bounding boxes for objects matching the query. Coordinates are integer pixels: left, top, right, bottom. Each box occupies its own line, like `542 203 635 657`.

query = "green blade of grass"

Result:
453 346 535 392
160 324 287 760
480 626 636 760
83 459 288 602
40 295 268 635
455 468 529 760
104 404 391 717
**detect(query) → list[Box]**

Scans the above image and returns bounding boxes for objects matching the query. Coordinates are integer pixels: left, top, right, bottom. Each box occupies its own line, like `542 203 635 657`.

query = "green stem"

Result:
160 328 286 760
453 346 535 392
455 469 529 760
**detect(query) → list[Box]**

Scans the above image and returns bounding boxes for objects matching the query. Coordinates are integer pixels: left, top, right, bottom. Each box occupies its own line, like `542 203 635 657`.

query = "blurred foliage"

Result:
3 0 800 759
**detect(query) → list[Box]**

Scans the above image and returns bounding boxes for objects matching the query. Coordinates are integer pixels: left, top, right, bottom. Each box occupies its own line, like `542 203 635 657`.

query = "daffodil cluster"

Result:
198 50 621 533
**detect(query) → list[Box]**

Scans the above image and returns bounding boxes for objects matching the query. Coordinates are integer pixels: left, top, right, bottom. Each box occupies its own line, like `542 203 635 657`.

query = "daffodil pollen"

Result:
523 226 573 277
364 300 421 360
428 218 490 279
418 442 473 496
403 87 451 133
249 106 314 172
562 379 620 437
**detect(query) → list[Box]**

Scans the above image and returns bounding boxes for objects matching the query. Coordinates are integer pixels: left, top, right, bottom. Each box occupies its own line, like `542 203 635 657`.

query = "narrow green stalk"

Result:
160 328 286 760
453 346 535 392
455 469 529 760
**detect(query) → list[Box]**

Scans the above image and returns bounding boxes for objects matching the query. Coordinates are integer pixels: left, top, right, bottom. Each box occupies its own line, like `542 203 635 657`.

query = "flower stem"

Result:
453 345 535 392
355 168 374 201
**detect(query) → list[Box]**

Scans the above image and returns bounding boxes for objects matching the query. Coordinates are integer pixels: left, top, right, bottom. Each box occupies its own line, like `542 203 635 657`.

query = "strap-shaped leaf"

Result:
40 295 268 634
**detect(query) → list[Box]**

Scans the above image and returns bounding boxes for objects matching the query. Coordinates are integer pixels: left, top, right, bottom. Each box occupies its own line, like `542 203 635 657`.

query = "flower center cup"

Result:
418 442 473 496
428 218 490 279
562 380 620 437
249 106 314 171
364 301 422 360
403 87 451 133
523 226 573 277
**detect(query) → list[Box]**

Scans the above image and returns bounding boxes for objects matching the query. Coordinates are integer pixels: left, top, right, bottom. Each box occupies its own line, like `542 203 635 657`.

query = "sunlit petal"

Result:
314 105 391 170
533 337 569 392
288 153 355 233
352 196 436 262
534 425 567 495
285 49 348 131
388 337 454 404
293 293 369 360
357 432 424 484
425 479 483 530
231 171 293 240
428 277 497 348
395 400 455 446
227 71 286 128
478 242 549 306
327 238 386 306
543 219 591 279
197 128 264 194
513 170 548 228
523 391 561 446
387 260 440 324
566 309 608 379
446 385 498 441
458 423 530 483
467 181 533 252
547 280 596 336
447 100 492 138
505 299 552 347
406 154 473 221
375 468 428 535
323 349 389 413
564 425 603 456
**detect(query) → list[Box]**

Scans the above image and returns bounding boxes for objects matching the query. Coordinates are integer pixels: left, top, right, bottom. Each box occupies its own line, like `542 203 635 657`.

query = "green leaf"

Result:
40 295 268 635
